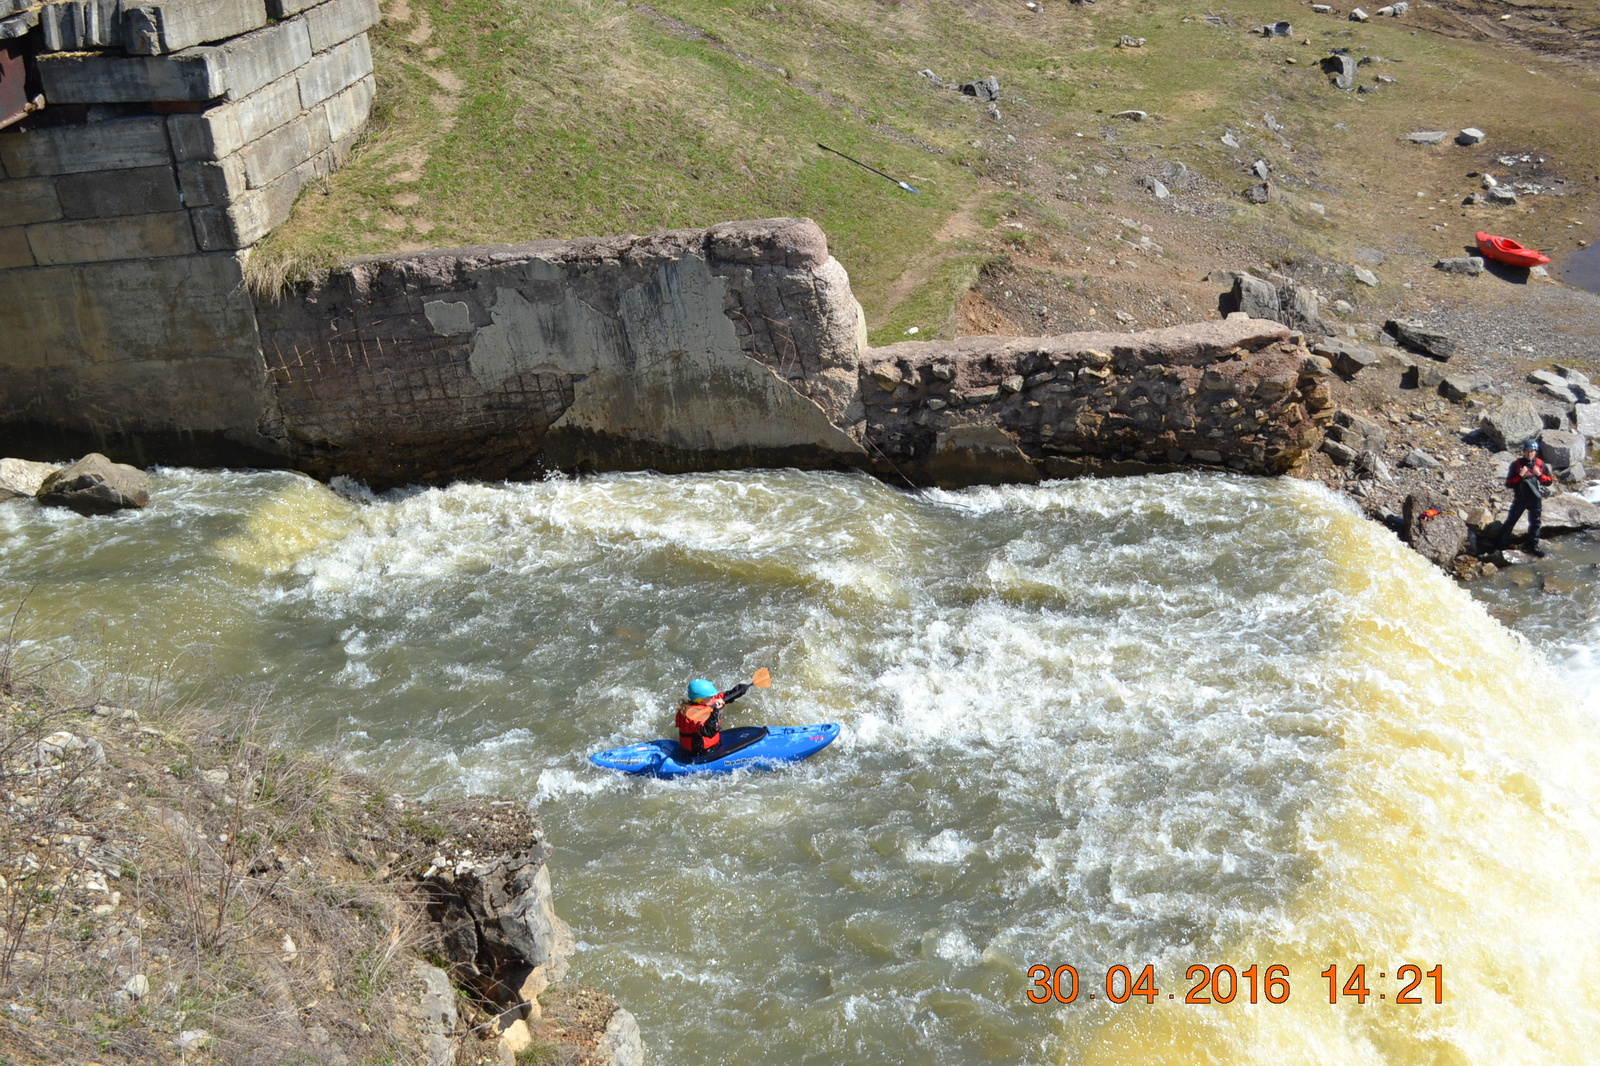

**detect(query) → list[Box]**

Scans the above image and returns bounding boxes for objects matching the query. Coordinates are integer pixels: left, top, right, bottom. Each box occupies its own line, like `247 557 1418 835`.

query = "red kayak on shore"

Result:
1476 231 1551 268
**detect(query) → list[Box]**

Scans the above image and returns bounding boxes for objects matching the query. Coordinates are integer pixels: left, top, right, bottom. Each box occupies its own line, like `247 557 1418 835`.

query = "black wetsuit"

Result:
1498 456 1553 550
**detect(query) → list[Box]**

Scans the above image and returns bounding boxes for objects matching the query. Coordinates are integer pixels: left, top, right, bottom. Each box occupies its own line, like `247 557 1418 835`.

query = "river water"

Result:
4 468 1598 1064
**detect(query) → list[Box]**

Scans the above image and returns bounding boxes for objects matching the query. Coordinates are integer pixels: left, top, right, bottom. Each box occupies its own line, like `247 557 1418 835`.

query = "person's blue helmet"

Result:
687 678 718 701
1523 439 1541 452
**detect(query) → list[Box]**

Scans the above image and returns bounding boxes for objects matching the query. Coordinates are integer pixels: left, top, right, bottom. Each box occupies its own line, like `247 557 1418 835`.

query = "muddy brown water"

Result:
4 469 1598 1064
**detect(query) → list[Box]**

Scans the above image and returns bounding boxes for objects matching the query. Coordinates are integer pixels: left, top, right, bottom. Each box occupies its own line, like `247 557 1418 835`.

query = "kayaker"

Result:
676 677 754 755
1497 439 1555 557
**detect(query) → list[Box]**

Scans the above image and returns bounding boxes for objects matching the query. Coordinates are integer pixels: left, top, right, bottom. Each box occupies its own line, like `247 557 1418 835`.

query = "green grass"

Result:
256 0 1600 329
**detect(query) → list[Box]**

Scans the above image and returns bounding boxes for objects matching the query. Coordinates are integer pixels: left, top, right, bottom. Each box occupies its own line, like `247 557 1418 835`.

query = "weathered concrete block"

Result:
240 114 312 188
0 176 64 225
39 0 121 51
36 50 226 103
0 224 34 269
177 153 248 207
297 32 370 108
55 165 183 218
303 0 378 54
192 133 331 248
266 0 323 16
168 108 244 162
26 211 197 265
209 17 313 101
122 0 269 55
46 17 314 104
0 116 173 178
0 252 256 367
233 73 306 143
319 72 373 143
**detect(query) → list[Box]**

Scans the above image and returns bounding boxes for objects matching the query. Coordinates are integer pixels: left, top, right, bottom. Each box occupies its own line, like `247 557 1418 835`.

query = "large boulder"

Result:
36 454 150 515
1538 430 1587 470
1480 396 1547 452
1231 275 1281 320
0 457 62 501
1404 493 1468 569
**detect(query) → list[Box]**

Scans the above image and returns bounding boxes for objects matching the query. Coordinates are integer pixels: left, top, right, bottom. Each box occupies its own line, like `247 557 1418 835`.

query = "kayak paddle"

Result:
752 667 772 688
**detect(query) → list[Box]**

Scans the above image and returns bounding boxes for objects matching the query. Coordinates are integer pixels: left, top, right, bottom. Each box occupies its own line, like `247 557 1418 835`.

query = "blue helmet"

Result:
687 678 718 701
1523 439 1541 452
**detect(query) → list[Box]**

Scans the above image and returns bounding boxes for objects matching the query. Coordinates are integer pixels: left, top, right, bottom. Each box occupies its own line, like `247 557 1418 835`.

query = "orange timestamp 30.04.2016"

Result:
1026 963 1444 1006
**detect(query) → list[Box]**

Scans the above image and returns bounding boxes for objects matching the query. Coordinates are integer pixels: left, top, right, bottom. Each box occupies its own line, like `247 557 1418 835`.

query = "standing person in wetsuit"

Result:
1497 439 1556 557
676 677 755 755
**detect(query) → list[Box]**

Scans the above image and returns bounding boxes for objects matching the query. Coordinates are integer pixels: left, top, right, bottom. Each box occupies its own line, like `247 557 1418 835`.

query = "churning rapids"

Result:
5 468 1599 1064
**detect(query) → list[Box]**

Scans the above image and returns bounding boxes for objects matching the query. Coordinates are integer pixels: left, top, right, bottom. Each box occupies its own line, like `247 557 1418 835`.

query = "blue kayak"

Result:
589 724 840 779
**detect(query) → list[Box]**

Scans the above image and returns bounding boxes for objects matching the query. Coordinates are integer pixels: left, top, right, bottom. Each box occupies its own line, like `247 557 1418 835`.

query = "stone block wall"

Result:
0 0 376 459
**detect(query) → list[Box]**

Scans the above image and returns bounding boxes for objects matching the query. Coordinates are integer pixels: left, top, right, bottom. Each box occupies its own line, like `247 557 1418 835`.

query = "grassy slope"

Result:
256 0 1600 344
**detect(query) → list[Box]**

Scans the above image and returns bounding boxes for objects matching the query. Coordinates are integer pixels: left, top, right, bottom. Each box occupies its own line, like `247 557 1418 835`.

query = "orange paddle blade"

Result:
752 668 772 688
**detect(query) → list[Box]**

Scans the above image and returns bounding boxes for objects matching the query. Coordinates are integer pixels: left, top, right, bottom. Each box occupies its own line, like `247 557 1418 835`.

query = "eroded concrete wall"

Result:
252 218 871 485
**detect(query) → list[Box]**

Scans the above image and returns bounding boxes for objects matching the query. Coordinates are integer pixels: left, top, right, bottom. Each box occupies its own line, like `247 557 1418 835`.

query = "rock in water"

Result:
36 454 150 515
1404 493 1467 569
1539 493 1600 533
1480 396 1548 452
0 457 62 500
1386 319 1459 361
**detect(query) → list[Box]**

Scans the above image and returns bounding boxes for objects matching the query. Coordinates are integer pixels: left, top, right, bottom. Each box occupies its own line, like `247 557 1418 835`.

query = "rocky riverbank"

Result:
0 681 643 1066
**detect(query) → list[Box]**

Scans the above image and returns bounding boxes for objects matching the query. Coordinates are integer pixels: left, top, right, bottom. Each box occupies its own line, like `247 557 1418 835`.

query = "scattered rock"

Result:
1328 410 1389 454
1323 54 1357 89
122 974 149 999
1386 319 1458 361
1540 382 1579 405
1244 181 1271 204
1439 373 1489 401
1352 266 1379 287
1457 127 1486 145
1113 109 1148 121
1391 0 1408 12
36 454 150 515
414 962 458 1066
1318 438 1356 464
918 69 944 87
1258 21 1293 36
1487 186 1519 205
1575 403 1600 436
175 1031 212 1051
596 1009 646 1066
1435 256 1485 275
1407 131 1449 145
1312 3 1332 12
1480 395 1548 451
1562 462 1586 483
1350 7 1369 21
1221 132 1240 148
1400 448 1441 469
1314 339 1378 378
1251 160 1271 180
1353 248 1386 267
1119 35 1146 47
959 76 1001 101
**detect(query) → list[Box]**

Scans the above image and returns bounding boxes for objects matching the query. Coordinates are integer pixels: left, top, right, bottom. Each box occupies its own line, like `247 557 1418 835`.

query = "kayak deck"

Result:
590 724 840 778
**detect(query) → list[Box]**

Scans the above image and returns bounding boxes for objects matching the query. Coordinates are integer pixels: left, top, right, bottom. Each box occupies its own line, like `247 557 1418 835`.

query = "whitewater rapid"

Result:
3 468 1595 1064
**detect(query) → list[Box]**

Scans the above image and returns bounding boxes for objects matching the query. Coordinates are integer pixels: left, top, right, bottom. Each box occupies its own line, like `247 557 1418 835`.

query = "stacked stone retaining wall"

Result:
0 0 376 459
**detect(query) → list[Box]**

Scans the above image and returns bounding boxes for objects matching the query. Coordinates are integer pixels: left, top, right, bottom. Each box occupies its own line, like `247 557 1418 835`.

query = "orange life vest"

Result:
676 698 723 752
